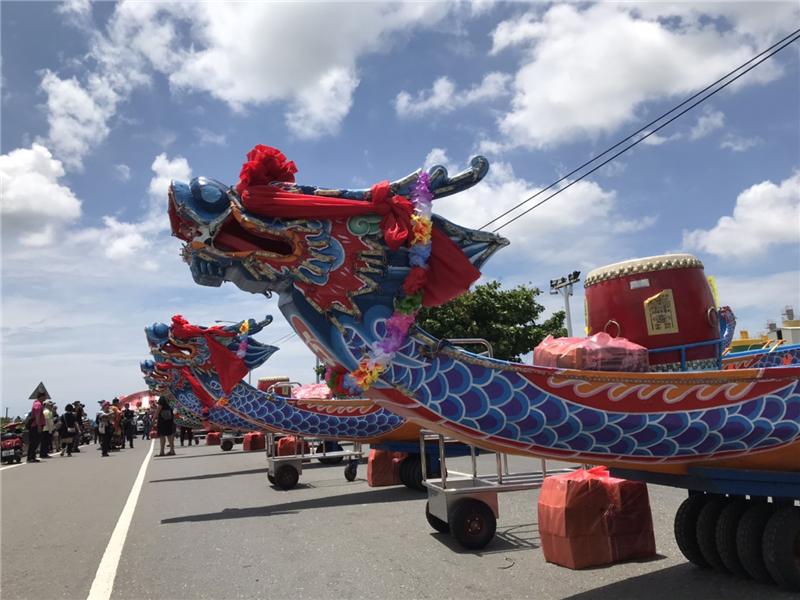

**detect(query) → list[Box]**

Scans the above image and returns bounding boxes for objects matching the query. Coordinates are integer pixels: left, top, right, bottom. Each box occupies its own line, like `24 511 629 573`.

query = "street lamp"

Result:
215 319 252 385
550 271 581 337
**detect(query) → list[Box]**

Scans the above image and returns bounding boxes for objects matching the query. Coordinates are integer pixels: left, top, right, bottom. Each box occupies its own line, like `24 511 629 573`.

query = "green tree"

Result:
417 281 567 362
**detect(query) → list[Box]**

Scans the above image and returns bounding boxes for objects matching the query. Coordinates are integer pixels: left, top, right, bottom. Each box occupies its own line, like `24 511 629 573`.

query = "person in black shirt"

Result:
122 402 136 449
155 397 176 456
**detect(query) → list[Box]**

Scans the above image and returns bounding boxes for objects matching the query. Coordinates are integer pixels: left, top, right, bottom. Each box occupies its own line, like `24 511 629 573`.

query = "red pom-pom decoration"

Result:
236 145 298 195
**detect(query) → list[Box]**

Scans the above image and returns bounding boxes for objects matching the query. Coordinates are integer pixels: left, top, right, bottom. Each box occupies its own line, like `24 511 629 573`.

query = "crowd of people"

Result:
20 391 158 462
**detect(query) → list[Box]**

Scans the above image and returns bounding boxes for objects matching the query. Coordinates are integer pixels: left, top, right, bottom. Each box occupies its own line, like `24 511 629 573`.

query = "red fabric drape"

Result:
205 336 249 396
242 181 412 250
241 182 481 306
423 227 481 307
181 368 216 408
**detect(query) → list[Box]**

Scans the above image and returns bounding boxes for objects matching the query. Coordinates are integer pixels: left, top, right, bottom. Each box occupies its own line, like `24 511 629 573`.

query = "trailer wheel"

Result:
762 506 800 591
317 442 344 465
715 499 750 577
675 495 710 568
737 503 774 583
220 438 234 451
275 464 299 490
344 462 358 482
15 457 21 463
450 499 496 550
267 473 275 485
400 456 425 491
425 502 449 534
697 497 729 572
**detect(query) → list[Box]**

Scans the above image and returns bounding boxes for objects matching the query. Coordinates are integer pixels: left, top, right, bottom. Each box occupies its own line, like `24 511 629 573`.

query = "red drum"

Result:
584 254 720 370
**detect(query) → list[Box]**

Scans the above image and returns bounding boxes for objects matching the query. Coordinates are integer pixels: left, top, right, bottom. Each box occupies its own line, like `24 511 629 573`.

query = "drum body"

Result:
584 254 720 370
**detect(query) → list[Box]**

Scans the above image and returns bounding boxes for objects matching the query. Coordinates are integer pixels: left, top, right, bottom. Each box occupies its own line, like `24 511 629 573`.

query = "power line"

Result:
483 28 800 234
267 331 297 346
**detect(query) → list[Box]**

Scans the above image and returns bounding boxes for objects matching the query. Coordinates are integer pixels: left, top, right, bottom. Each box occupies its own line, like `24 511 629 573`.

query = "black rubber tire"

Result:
275 464 299 490
400 456 425 491
425 502 450 534
317 442 344 465
407 456 425 491
450 499 496 550
15 457 21 463
220 438 234 452
715 499 750 577
267 473 276 485
674 495 710 568
344 462 357 482
737 503 775 583
697 497 730 572
762 506 800 591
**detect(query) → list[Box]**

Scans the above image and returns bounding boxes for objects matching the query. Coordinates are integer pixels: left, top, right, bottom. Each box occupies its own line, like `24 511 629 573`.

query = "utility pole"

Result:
550 271 581 337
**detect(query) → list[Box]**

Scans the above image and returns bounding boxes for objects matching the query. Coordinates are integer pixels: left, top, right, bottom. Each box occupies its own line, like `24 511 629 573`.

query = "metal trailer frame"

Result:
219 430 245 452
265 432 363 490
419 430 574 550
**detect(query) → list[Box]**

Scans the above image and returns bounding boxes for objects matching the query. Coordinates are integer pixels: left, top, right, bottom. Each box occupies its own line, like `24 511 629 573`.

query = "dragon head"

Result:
145 315 278 395
169 148 509 319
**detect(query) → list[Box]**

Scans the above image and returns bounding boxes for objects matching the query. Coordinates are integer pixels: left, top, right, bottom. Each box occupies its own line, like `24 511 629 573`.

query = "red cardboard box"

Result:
367 449 407 487
243 432 265 452
206 432 221 445
276 435 309 456
538 467 655 569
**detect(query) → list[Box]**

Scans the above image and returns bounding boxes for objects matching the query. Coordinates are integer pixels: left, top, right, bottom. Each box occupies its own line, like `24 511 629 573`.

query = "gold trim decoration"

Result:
584 254 703 288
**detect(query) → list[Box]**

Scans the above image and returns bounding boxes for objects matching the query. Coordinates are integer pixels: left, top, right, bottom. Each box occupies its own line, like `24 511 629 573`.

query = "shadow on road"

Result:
429 521 541 555
562 563 786 600
149 467 269 483
160 486 424 524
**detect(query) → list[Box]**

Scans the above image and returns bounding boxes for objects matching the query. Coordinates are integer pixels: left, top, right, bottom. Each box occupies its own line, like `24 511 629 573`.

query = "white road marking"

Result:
0 462 25 472
86 440 155 600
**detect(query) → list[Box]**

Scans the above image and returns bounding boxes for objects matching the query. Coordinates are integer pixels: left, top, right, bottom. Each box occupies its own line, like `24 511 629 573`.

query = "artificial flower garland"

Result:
334 172 434 395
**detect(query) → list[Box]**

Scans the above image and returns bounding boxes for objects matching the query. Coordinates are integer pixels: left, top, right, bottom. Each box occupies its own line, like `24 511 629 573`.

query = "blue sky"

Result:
2 1 798 417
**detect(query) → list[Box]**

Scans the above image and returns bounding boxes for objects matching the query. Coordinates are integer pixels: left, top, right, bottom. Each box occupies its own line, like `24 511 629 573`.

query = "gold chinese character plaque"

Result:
644 289 679 336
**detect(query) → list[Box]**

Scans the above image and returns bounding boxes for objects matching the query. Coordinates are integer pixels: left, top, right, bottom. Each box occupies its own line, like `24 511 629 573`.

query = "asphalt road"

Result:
1 440 795 600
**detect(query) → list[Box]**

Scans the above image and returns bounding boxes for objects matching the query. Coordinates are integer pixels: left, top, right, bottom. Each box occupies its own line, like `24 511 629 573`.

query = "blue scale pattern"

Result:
343 323 800 460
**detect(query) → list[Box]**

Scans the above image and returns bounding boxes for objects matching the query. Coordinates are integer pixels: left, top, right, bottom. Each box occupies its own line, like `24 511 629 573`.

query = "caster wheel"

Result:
450 499 496 550
674 495 710 568
696 497 729 572
220 439 234 452
267 473 276 485
317 442 344 465
763 506 800 591
715 499 750 577
275 464 299 490
344 462 358 482
425 502 450 534
15 456 21 464
737 503 775 583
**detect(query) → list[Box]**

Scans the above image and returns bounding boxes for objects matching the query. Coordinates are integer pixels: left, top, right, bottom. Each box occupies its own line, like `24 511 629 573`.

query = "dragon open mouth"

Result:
213 216 293 257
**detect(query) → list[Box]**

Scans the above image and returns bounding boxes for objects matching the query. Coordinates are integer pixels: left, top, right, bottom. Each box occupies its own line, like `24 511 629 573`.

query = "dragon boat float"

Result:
167 145 800 588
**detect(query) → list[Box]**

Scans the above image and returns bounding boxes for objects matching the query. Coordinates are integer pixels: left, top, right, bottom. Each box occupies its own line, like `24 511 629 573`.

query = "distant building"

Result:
766 306 800 345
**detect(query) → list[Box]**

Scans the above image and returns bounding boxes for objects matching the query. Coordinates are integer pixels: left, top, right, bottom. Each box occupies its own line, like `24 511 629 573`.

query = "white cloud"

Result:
721 134 760 152
425 148 655 273
683 172 800 259
0 144 82 246
689 108 725 140
148 152 191 209
395 72 511 118
285 67 360 139
114 163 131 182
194 127 227 146
489 4 787 149
38 70 123 171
